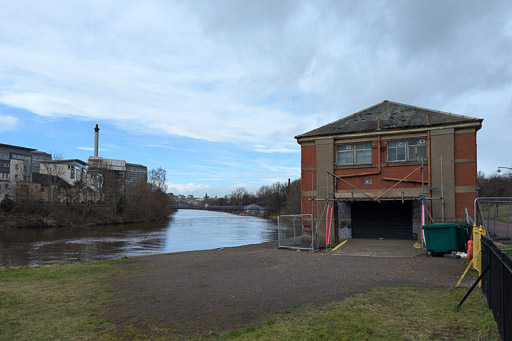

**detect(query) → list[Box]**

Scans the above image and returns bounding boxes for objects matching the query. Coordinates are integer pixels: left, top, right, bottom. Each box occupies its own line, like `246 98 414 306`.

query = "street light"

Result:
497 167 512 173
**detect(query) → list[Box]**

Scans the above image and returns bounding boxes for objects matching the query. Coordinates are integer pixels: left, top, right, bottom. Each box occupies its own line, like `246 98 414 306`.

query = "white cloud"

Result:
0 115 19 132
166 182 211 195
0 0 511 183
253 141 300 154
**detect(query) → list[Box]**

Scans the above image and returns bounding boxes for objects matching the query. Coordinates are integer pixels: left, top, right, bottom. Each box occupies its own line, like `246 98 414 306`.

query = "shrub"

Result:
1 194 15 212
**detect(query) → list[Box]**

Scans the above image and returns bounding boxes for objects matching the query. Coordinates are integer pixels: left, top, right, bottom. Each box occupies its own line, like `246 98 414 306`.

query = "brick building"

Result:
295 100 483 246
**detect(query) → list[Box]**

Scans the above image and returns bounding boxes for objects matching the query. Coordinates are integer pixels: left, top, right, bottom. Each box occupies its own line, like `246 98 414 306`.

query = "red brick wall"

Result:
300 145 317 215
301 170 316 191
454 162 477 187
301 145 316 168
301 196 315 215
455 192 477 221
335 164 423 191
454 132 477 159
454 131 478 220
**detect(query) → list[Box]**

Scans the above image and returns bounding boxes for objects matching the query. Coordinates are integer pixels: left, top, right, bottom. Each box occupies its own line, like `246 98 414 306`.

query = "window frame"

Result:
337 142 373 166
387 138 427 162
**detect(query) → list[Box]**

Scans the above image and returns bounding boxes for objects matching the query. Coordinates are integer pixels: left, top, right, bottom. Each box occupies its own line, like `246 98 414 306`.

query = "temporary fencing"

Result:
475 197 512 240
277 214 315 251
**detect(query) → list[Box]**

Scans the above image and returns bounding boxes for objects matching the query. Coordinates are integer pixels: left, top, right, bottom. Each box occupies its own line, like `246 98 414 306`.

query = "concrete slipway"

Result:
330 239 426 257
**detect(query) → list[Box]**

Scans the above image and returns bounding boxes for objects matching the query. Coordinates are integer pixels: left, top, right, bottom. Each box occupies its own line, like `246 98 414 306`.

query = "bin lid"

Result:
422 223 460 229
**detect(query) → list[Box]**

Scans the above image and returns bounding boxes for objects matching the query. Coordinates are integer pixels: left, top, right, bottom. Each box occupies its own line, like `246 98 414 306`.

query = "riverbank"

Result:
1 242 499 340
0 204 175 229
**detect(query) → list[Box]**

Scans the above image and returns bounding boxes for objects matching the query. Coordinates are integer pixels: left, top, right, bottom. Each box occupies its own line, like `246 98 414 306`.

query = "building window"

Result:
388 138 427 162
337 142 373 165
41 186 46 193
15 164 19 170
1 163 8 168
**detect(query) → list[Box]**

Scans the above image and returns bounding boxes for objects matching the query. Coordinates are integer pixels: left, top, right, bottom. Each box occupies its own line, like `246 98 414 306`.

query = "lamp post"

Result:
497 167 512 173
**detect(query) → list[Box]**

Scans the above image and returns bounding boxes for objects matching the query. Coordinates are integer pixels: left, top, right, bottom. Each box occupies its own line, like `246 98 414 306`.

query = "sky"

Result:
0 1 511 197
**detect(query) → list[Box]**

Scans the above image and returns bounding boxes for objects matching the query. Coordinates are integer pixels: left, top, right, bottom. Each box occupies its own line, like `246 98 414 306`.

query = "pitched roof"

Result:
31 172 72 188
0 143 36 152
296 100 483 139
42 159 87 166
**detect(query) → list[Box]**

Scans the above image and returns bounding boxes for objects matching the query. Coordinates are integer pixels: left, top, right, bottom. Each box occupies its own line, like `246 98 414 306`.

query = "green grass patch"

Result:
0 262 501 341
219 286 499 341
0 259 135 340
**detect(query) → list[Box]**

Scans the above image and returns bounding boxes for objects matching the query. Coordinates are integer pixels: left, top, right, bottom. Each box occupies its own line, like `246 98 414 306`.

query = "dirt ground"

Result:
103 241 471 339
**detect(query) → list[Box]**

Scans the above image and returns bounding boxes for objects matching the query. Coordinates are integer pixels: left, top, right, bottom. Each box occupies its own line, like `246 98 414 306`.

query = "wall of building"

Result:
299 125 480 244
454 128 478 222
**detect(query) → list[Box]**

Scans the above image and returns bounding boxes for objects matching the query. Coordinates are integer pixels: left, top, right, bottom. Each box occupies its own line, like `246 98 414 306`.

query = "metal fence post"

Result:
501 252 505 338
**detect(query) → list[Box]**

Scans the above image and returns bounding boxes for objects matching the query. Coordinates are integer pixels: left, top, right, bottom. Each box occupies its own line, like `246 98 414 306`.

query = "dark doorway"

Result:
351 200 412 239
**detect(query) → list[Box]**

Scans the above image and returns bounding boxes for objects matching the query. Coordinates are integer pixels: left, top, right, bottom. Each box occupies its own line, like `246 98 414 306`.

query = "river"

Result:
0 210 278 266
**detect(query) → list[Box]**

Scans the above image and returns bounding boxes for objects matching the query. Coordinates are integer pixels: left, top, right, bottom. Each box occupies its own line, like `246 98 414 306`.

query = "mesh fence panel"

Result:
278 214 315 250
477 200 512 240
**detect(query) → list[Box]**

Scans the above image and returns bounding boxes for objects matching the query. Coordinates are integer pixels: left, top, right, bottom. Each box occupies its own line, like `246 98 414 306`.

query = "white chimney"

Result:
94 124 100 157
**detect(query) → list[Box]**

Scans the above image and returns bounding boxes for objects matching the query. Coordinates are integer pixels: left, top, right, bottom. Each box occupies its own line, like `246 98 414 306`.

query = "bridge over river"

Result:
169 203 272 212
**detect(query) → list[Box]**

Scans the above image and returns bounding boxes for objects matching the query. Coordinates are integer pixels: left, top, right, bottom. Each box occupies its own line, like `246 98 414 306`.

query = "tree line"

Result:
477 171 512 197
0 166 172 228
203 178 301 215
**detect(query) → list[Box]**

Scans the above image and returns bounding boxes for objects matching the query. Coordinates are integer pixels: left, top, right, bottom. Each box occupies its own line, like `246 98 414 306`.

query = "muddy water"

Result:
0 210 278 266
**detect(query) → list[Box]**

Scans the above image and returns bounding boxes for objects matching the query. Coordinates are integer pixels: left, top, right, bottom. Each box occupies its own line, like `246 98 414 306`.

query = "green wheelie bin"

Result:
422 223 467 256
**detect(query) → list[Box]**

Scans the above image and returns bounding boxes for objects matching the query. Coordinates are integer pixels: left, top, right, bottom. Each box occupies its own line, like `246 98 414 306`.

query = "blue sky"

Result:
1 1 511 197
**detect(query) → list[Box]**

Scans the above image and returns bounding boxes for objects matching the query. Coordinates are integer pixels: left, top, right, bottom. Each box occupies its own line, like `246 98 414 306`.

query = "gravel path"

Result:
103 241 471 339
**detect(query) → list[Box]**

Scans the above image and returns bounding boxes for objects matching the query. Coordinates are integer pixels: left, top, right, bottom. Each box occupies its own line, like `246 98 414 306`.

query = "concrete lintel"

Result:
455 186 477 193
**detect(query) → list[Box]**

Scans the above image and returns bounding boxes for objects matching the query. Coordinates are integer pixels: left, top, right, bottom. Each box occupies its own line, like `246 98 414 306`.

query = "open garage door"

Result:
351 200 412 239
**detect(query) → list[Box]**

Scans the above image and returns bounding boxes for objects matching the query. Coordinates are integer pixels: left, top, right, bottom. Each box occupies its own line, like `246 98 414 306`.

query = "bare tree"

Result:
40 153 66 204
149 167 167 192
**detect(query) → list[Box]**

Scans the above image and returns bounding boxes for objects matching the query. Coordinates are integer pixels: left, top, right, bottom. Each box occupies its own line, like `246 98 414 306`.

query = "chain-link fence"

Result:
277 214 315 250
476 198 512 240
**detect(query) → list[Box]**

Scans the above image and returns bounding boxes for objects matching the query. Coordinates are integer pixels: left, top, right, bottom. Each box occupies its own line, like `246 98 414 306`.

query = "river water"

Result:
0 210 278 266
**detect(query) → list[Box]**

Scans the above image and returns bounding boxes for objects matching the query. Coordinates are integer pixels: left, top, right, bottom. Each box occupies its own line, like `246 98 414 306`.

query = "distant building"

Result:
30 151 52 173
126 163 148 192
86 125 148 199
0 143 36 200
16 172 72 203
40 159 88 186
87 156 147 196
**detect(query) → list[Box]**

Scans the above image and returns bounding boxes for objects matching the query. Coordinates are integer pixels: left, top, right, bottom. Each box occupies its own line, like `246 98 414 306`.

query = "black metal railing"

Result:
481 237 512 341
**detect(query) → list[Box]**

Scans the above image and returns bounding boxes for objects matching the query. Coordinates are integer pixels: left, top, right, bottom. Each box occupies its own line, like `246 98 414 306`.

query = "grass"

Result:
0 259 134 340
502 244 512 258
218 286 499 341
0 261 500 341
